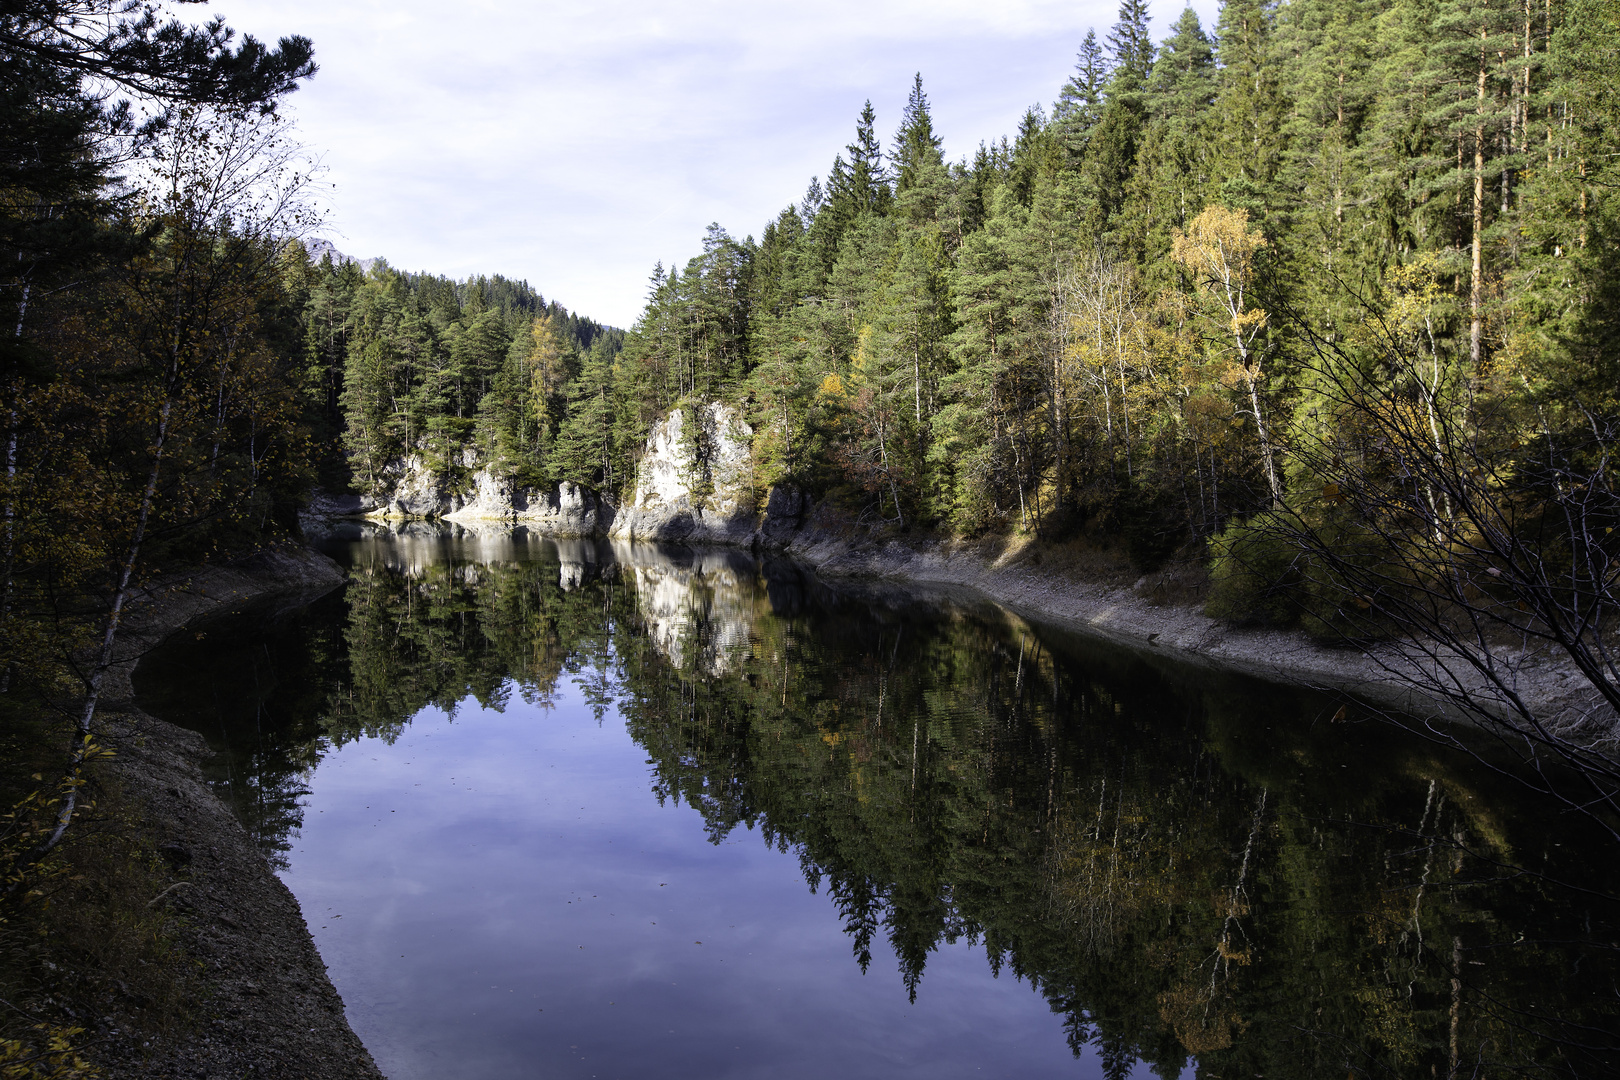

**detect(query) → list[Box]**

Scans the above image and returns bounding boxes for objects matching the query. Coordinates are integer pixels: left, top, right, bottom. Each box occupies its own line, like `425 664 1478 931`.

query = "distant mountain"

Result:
305 238 377 274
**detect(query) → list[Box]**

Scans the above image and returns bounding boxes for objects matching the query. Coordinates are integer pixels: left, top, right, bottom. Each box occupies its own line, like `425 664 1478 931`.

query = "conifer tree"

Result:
1213 0 1284 202
1106 0 1156 94
551 339 617 491
1053 28 1109 144
830 101 892 220
893 74 945 196
1121 7 1217 274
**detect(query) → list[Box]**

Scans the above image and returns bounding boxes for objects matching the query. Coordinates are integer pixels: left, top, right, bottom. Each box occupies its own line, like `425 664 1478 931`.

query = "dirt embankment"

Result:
90 546 383 1080
786 527 1612 732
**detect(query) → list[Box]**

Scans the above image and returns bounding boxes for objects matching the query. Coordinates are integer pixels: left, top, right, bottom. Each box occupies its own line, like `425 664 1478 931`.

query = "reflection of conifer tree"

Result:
142 542 1620 1076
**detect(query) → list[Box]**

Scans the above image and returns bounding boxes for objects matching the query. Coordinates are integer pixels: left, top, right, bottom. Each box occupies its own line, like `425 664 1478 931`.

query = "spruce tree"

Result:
1106 0 1156 94
893 74 945 195
829 100 892 219
1053 28 1109 135
551 340 617 492
1213 0 1284 203
1121 6 1217 278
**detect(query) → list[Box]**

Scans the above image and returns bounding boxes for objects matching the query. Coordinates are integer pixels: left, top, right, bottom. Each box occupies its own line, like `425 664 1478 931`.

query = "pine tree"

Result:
1272 0 1381 331
1077 0 1159 241
1413 0 1524 369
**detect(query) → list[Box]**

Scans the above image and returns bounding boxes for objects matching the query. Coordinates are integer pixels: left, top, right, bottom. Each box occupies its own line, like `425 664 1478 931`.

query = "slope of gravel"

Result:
787 528 1612 733
89 545 385 1080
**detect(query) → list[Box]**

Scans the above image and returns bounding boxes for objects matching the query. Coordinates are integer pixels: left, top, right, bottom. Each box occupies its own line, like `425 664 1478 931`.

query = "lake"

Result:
134 524 1620 1078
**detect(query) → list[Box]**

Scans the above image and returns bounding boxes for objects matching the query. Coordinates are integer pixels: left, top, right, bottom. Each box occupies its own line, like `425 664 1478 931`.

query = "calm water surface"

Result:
135 525 1620 1079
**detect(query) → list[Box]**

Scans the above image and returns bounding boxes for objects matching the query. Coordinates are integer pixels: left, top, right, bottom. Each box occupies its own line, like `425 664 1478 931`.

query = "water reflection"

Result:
614 545 759 674
134 527 1620 1078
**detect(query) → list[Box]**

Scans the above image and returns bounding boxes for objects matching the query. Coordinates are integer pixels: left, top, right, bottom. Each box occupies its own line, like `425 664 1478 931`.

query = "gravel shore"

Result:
91 545 384 1080
787 530 1614 734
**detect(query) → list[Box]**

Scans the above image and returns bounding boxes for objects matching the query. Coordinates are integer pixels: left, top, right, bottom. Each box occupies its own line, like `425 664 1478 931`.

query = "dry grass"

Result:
947 528 1208 604
1131 556 1212 608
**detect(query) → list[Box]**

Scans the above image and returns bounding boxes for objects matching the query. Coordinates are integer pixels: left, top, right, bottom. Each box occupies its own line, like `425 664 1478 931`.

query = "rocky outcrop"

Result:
758 484 808 548
340 403 817 549
379 453 450 517
298 489 377 532
358 455 611 536
609 403 757 545
446 473 610 536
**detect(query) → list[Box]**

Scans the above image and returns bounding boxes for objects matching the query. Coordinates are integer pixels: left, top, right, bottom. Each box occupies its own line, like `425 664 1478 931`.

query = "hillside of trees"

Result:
319 0 1620 645
563 0 1616 564
305 256 622 493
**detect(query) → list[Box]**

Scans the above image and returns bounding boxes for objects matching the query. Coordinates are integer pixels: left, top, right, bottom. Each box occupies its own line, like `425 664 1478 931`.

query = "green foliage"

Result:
563 0 1617 636
1206 513 1301 627
313 257 621 497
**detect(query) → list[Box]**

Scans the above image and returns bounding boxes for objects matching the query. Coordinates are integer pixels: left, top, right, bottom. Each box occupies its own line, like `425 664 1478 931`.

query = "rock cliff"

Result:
329 401 812 549
446 472 610 536
609 402 757 544
357 455 611 536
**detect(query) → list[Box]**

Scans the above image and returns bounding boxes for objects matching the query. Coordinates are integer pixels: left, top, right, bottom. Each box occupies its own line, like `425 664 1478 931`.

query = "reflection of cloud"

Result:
614 544 758 676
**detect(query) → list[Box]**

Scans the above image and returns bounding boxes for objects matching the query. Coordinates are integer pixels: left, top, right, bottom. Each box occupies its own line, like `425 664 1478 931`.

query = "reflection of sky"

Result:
281 674 1140 1079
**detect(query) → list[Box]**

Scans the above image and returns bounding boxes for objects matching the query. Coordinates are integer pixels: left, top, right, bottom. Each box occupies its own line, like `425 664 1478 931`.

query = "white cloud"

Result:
213 0 1220 326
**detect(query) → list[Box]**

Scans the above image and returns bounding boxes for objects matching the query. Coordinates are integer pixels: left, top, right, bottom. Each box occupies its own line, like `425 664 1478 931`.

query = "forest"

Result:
589 0 1617 523
3 0 1618 1070
10 0 1618 671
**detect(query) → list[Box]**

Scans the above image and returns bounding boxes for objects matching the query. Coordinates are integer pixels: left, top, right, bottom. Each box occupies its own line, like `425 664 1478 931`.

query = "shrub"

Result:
1205 513 1303 626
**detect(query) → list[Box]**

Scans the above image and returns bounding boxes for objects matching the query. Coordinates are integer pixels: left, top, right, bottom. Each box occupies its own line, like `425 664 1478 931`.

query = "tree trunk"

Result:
1471 23 1487 372
9 394 175 884
1244 371 1283 508
876 424 903 527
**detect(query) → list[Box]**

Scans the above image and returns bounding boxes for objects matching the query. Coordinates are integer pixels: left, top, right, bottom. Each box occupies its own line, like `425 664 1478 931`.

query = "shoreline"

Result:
102 522 1606 1076
92 545 384 1080
322 509 1611 732
781 530 1611 734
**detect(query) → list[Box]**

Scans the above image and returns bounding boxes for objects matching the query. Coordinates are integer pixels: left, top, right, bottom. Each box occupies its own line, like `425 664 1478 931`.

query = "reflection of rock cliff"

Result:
331 521 610 585
617 545 758 676
609 403 756 544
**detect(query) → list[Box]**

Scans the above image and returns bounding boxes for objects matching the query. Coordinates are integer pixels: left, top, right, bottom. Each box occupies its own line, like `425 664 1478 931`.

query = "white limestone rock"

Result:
375 454 456 519
609 402 757 545
368 460 610 536
511 481 611 536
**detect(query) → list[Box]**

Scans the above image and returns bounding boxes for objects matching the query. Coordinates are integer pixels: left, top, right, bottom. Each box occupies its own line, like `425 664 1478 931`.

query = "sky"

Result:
215 0 1221 327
